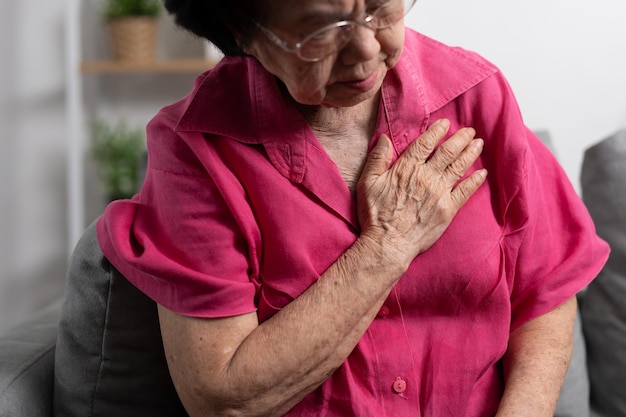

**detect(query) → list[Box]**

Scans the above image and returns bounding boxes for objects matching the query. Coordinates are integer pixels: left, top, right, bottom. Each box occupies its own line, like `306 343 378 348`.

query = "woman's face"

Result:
245 0 406 108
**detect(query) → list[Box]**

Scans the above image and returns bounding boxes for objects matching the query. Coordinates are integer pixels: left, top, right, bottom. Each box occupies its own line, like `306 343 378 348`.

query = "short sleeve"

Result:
508 129 609 330
97 110 260 318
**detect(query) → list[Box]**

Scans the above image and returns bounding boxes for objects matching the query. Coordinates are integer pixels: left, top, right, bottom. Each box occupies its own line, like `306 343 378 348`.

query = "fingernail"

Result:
472 138 484 150
436 118 450 129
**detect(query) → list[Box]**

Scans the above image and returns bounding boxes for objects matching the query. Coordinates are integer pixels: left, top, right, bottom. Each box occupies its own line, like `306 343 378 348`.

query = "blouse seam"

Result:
148 165 209 179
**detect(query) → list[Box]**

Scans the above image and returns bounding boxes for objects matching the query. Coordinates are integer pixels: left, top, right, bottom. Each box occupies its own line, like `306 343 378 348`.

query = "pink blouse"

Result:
97 29 609 416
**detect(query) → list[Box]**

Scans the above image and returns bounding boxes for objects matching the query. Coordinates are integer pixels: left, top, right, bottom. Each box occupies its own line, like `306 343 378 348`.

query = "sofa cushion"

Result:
53 220 188 417
579 129 626 417
0 300 59 417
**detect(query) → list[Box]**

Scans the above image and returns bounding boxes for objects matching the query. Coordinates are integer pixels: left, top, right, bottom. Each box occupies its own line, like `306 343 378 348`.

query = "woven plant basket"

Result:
107 16 158 63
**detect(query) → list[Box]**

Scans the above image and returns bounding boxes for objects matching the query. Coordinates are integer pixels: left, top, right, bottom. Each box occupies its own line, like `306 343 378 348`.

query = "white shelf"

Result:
80 58 216 74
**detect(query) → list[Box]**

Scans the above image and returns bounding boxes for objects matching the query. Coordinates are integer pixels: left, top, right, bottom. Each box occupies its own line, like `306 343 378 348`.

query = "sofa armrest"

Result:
0 299 61 417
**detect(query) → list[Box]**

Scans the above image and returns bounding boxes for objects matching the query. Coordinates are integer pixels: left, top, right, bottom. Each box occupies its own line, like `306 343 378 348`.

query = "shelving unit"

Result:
80 58 213 74
64 0 217 252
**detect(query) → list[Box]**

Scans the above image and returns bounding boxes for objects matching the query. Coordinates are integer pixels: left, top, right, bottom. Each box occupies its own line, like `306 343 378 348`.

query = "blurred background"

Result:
1 0 625 334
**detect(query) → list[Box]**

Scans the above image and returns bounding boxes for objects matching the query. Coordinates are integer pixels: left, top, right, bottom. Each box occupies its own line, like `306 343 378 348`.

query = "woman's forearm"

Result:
495 296 577 417
230 237 406 410
160 237 405 417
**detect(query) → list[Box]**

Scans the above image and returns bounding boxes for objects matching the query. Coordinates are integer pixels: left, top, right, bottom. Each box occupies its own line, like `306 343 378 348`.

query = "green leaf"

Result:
101 0 162 19
90 119 147 200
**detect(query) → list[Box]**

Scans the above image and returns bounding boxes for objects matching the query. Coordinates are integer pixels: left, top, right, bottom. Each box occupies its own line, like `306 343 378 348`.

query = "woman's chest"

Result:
315 131 372 194
243 171 506 320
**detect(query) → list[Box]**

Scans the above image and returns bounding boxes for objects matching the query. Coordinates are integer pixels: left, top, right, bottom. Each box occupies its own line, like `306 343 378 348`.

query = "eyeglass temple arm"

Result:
253 21 300 53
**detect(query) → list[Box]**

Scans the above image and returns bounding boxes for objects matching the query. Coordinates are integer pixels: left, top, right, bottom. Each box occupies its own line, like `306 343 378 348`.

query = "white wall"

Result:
0 0 69 334
407 0 626 190
0 0 625 333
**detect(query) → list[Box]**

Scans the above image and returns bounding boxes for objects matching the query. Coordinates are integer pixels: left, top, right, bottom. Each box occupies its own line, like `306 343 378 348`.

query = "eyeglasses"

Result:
254 0 417 62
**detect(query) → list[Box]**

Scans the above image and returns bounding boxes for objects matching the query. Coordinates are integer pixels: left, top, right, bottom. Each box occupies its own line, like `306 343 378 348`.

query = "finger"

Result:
450 169 488 207
427 127 476 170
444 138 484 182
360 134 394 180
395 119 450 173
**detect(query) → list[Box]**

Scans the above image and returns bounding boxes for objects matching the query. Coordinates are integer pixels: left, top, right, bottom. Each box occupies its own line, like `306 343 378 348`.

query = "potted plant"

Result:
101 0 163 63
91 119 146 201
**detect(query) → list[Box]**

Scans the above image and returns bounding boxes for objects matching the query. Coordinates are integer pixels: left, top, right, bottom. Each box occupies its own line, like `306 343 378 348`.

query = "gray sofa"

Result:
579 130 626 417
1 130 624 417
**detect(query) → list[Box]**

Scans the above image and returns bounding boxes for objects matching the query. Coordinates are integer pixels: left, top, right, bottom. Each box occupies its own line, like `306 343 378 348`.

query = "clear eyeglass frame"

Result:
254 0 417 62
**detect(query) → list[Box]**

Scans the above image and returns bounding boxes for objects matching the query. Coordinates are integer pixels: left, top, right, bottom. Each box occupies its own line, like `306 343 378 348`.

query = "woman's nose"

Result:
339 24 381 65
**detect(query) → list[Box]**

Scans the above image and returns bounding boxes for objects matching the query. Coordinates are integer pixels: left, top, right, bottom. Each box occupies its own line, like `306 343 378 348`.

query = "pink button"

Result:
377 306 390 318
392 377 407 394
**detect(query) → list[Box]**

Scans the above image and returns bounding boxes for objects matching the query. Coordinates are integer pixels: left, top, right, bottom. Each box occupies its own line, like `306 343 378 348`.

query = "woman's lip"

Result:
338 70 379 91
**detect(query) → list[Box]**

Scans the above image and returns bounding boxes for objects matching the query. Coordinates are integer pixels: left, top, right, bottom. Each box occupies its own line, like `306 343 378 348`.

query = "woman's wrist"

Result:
351 230 414 279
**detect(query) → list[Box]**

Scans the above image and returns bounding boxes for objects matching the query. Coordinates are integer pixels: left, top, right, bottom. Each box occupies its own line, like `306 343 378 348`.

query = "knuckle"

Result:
454 184 473 202
435 143 458 162
446 160 466 178
409 124 447 159
409 137 435 161
452 175 482 203
368 144 388 162
393 165 412 189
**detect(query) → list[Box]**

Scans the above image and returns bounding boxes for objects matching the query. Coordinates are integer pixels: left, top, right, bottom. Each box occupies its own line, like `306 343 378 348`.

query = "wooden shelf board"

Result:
80 58 217 73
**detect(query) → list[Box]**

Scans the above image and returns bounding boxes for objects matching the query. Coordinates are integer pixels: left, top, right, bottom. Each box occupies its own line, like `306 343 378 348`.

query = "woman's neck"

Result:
295 93 380 139
293 93 381 195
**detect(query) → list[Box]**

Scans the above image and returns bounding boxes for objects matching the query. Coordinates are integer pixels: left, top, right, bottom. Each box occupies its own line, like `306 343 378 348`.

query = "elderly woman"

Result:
96 0 609 416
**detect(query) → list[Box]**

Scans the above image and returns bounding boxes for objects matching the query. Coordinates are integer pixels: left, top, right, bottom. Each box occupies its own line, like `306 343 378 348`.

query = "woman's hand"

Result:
356 118 487 269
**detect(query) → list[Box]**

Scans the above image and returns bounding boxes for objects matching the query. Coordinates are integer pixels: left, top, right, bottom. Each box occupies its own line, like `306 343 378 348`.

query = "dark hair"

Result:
162 0 257 57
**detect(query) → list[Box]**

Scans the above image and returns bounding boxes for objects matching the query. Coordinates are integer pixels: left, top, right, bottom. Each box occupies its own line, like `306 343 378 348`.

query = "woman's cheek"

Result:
286 65 333 105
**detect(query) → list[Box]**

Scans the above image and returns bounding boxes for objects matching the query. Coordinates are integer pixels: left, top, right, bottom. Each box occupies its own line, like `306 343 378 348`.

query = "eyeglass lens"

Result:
298 0 416 61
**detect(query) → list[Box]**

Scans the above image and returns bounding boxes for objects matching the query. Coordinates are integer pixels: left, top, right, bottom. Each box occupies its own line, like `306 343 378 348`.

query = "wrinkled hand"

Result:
356 118 487 269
